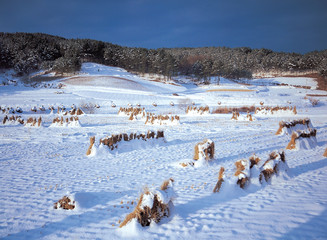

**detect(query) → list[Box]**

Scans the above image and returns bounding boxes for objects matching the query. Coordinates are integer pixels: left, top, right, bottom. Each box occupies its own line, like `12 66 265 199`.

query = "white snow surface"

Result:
1 62 327 239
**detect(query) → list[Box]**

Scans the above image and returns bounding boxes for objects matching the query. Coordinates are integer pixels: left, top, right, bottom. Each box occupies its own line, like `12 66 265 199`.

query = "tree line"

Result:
0 32 326 81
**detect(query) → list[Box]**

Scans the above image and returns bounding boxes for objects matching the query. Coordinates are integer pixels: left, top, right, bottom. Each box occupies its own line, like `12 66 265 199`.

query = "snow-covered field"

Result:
1 63 327 239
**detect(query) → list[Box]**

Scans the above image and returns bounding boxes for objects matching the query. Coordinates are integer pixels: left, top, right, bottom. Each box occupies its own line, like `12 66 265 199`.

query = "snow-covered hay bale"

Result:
234 159 251 189
25 117 42 127
255 106 297 116
50 116 81 127
119 178 175 228
186 106 210 115
54 196 75 210
249 154 261 168
231 111 255 121
31 106 37 112
286 129 317 150
145 113 180 126
259 151 286 183
194 139 215 161
276 118 313 135
213 167 225 193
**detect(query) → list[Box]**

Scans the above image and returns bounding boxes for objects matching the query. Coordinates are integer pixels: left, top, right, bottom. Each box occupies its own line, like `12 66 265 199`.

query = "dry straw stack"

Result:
25 117 42 127
193 139 215 161
2 115 24 125
119 178 175 228
145 113 180 125
259 151 285 183
186 106 210 115
255 106 297 115
213 167 225 193
54 196 75 210
275 118 312 135
286 129 317 150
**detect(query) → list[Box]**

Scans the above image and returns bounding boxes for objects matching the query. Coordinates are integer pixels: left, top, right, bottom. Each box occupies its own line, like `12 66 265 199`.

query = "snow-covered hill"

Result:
0 63 326 239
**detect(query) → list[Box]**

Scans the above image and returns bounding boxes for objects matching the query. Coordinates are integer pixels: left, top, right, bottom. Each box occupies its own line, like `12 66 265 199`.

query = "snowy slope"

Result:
0 63 327 239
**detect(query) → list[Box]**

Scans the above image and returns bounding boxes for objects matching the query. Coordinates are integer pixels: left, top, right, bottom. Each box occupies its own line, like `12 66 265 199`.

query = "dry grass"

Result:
206 89 254 92
255 106 297 115
324 148 327 157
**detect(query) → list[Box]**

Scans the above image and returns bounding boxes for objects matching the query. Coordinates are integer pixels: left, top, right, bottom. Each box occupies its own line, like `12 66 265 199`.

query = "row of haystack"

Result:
86 130 165 154
186 106 210 115
118 107 146 117
145 113 180 125
51 106 84 116
275 118 313 135
255 106 297 115
50 116 81 127
231 111 254 121
2 115 42 127
213 151 287 193
2 115 24 125
0 106 23 114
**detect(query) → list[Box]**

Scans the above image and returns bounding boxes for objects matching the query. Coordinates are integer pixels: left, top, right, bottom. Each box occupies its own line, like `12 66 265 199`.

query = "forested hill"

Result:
0 32 326 80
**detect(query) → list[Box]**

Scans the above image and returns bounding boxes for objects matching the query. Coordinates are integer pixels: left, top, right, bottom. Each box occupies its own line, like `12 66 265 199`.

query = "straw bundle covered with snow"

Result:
259 151 286 183
54 196 75 210
275 118 313 135
119 178 175 228
186 106 209 115
193 139 215 161
231 111 255 121
25 117 42 127
213 167 225 193
118 107 146 120
87 130 165 154
2 115 24 125
286 129 317 150
50 116 81 127
234 159 251 189
255 106 297 116
145 113 180 126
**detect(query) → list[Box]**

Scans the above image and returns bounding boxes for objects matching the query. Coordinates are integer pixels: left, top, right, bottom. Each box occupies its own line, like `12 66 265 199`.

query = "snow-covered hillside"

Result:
0 63 326 239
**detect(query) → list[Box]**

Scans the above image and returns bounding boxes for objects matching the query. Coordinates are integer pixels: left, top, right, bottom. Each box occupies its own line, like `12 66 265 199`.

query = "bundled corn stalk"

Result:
275 118 313 135
186 106 210 115
213 167 225 193
234 159 251 189
231 111 255 121
118 107 146 120
194 139 214 161
259 151 286 183
286 129 317 150
119 178 175 228
255 106 297 116
25 117 42 127
145 113 180 125
2 115 24 125
50 116 81 127
54 196 75 210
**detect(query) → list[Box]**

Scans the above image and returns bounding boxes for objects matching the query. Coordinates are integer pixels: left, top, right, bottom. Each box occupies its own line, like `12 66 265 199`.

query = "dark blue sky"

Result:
0 0 326 53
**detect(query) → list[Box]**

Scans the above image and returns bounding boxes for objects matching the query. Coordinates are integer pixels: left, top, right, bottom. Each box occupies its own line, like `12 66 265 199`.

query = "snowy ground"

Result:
1 63 327 239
